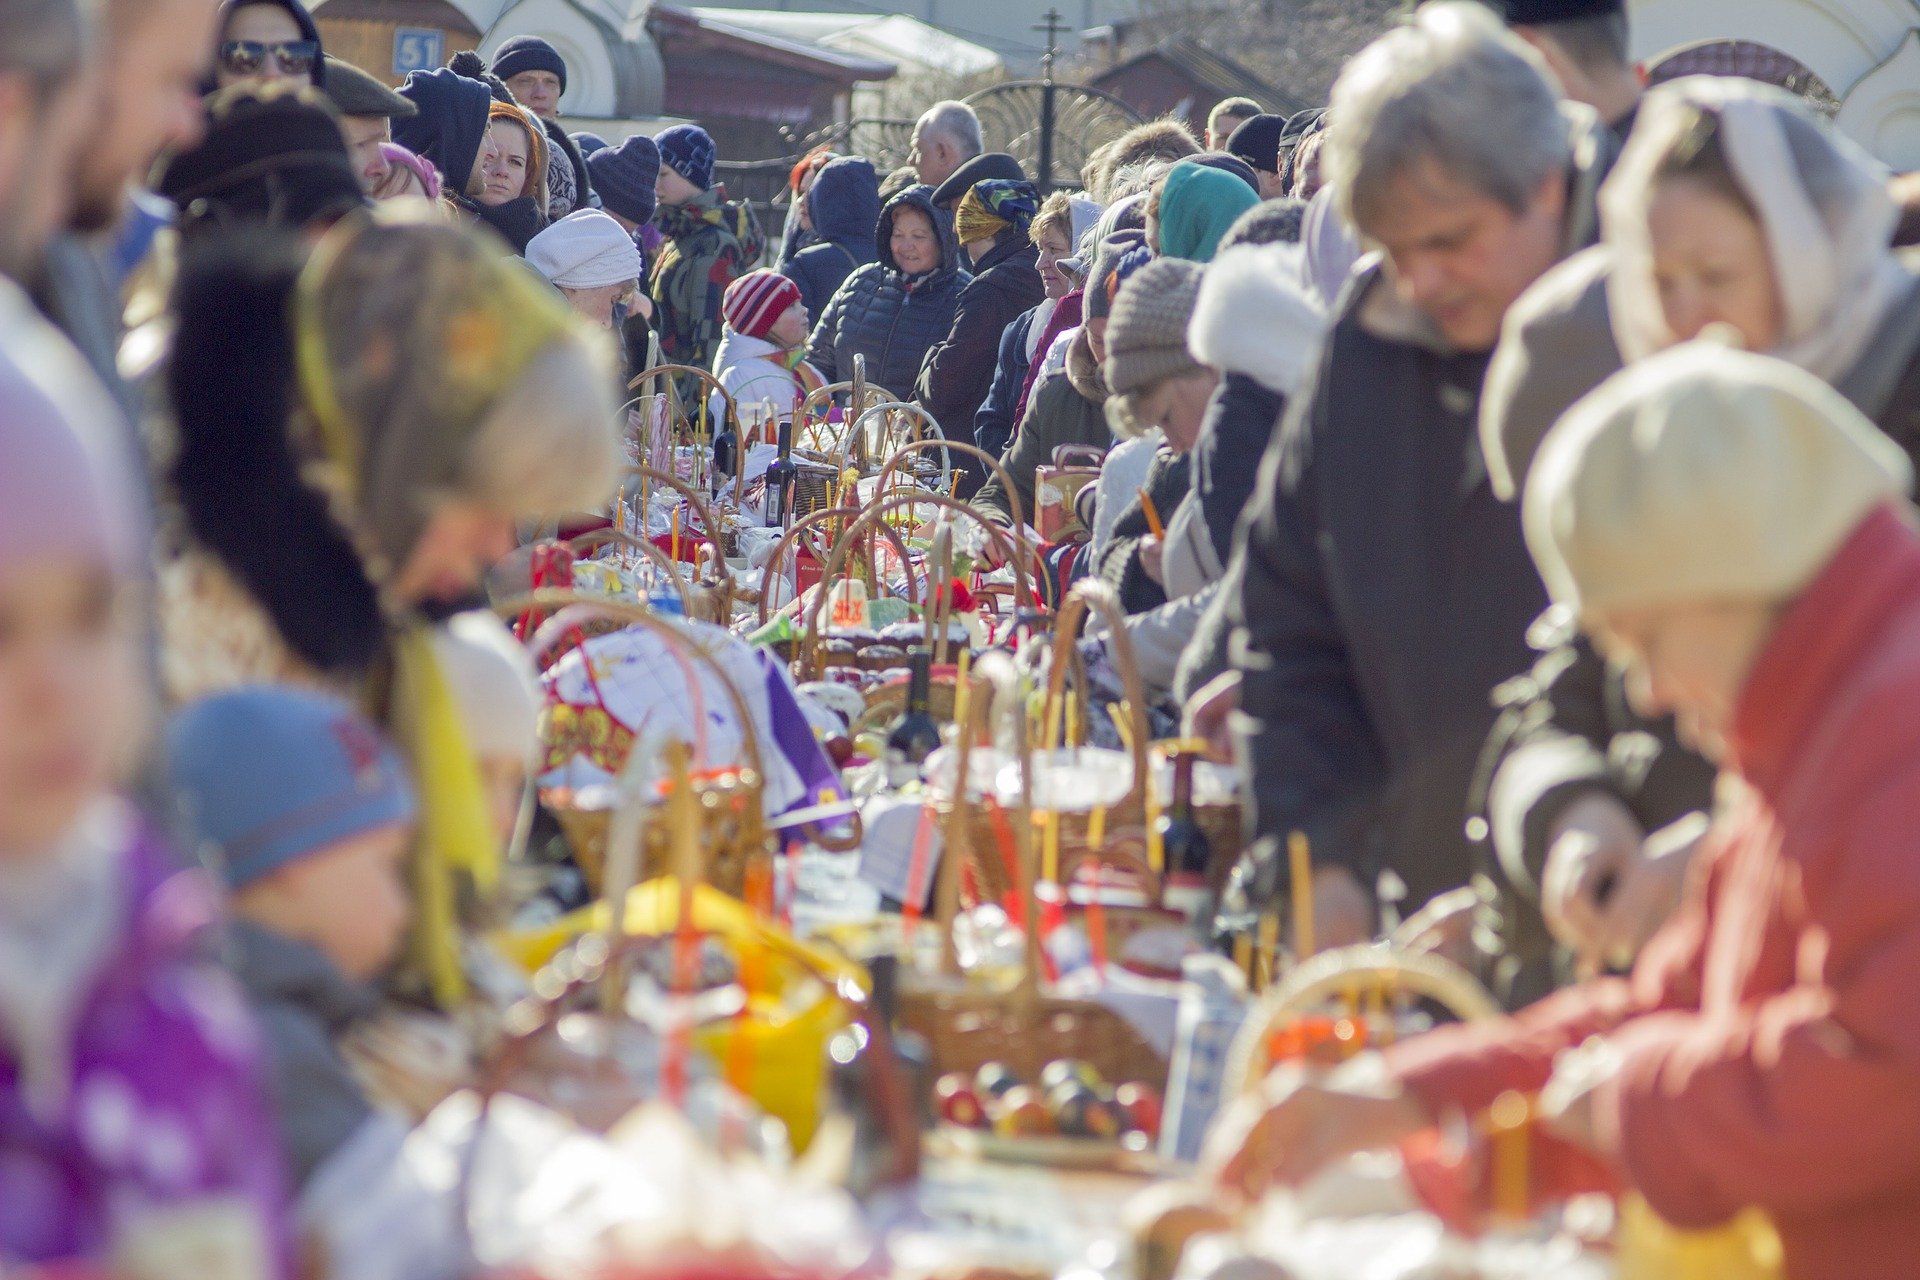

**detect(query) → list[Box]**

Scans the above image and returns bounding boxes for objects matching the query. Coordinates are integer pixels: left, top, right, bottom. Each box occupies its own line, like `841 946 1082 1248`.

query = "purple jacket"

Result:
0 826 292 1273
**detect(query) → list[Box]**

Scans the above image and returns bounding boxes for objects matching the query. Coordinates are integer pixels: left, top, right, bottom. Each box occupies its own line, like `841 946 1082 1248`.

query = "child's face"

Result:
250 822 414 982
479 756 527 848
0 557 141 852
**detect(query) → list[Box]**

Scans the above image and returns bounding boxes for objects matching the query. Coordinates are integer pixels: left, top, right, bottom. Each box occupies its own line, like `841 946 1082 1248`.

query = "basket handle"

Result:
1051 444 1107 469
840 401 948 490
1042 581 1152 812
622 465 730 580
496 590 766 783
875 437 1028 535
801 493 1035 676
564 528 694 616
626 364 738 499
1221 944 1503 1098
755 505 920 627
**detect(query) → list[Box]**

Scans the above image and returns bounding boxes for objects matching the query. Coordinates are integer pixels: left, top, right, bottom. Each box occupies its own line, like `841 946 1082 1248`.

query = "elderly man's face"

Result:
1362 157 1565 353
910 121 960 188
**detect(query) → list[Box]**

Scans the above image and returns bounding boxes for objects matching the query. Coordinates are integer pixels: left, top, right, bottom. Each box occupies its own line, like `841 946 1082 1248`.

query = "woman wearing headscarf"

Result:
1469 78 1920 982
974 190 1101 460
807 183 967 401
161 209 620 1007
1148 159 1260 263
916 178 1047 492
1600 77 1920 463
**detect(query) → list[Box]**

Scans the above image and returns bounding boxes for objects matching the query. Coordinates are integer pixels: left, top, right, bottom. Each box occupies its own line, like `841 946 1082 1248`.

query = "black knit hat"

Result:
1193 151 1261 194
1225 113 1289 174
1501 0 1624 22
930 151 1025 209
156 84 364 233
321 55 416 119
492 35 567 93
587 133 661 226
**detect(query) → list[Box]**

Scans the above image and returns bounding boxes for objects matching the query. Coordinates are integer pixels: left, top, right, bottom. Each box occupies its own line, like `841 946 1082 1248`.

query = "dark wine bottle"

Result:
1158 741 1214 930
763 418 795 528
885 647 942 782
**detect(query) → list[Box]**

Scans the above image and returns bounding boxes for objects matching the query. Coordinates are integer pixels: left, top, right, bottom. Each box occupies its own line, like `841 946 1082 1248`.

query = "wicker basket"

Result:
960 584 1151 907
894 600 1173 1092
503 590 773 904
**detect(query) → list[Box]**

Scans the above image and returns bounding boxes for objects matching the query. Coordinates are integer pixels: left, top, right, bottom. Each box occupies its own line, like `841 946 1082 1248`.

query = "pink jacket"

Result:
1387 506 1920 1279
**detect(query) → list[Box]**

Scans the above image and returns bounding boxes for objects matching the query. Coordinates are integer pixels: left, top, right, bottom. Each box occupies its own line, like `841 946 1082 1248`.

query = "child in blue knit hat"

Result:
167 686 419 1197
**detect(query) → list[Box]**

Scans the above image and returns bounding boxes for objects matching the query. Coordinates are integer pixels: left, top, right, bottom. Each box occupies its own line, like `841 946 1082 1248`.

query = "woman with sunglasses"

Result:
212 0 324 90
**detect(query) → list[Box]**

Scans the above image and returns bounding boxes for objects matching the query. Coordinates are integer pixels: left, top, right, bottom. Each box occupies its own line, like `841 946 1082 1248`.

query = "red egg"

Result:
1115 1081 1163 1140
935 1073 989 1128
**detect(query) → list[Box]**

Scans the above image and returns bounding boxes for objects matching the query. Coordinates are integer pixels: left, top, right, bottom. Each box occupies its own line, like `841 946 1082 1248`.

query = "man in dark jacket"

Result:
491 35 596 219
916 178 1045 493
1220 2 1613 956
781 155 879 320
807 183 968 400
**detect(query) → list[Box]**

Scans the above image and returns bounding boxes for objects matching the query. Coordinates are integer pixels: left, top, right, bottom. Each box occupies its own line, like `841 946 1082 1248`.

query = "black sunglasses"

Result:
219 39 318 77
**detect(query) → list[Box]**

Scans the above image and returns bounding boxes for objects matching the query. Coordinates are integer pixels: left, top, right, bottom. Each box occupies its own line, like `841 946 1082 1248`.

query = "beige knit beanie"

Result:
1524 343 1911 620
1104 257 1206 436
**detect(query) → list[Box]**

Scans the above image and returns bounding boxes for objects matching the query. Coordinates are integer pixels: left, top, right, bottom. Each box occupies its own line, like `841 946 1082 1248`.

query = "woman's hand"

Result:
1184 670 1240 762
1204 1067 1432 1203
1139 534 1165 585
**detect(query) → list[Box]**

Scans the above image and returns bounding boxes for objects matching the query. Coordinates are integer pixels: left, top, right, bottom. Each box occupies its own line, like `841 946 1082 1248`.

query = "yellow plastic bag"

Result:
496 877 865 1148
1617 1194 1783 1280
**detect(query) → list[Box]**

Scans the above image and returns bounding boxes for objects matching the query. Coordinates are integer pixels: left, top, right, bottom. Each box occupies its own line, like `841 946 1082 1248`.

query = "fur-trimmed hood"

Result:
1187 242 1326 397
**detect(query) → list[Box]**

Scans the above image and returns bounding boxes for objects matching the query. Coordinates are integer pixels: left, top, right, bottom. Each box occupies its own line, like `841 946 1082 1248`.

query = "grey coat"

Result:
227 920 378 1188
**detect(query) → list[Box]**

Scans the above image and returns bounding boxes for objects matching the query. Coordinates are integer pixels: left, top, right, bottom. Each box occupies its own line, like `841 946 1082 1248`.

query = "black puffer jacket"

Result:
806 184 967 400
917 229 1046 486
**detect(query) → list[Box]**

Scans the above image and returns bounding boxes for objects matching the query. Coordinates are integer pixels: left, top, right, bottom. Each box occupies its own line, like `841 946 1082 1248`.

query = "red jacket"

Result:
1386 505 1920 1279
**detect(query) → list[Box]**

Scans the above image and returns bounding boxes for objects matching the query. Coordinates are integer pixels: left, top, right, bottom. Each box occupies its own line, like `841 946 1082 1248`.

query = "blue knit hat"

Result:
655 123 715 192
491 34 567 93
587 133 660 226
166 687 416 890
572 131 610 156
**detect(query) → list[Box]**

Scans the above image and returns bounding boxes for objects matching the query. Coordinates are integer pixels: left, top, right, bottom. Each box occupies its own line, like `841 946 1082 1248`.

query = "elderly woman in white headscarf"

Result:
1601 76 1920 453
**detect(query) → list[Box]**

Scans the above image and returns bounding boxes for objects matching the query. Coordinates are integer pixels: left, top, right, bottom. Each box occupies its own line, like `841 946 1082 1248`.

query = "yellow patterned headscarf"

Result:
953 188 1009 249
293 205 584 568
292 208 592 1008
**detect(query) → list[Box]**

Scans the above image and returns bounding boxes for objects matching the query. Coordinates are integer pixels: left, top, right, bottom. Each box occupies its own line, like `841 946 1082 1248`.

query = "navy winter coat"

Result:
916 230 1045 486
781 156 880 321
806 185 968 400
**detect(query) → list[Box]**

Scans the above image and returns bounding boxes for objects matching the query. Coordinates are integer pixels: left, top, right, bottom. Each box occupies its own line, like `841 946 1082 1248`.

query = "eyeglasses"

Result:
219 39 319 78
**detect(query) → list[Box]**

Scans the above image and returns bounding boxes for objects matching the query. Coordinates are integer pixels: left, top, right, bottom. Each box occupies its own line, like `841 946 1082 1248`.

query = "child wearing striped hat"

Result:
710 269 825 478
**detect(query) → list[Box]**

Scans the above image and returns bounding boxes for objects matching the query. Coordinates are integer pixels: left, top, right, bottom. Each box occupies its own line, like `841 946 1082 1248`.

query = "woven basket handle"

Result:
1042 581 1151 812
627 364 737 499
757 506 919 627
803 493 1035 677
564 528 694 615
497 590 766 782
875 436 1028 535
623 465 730 579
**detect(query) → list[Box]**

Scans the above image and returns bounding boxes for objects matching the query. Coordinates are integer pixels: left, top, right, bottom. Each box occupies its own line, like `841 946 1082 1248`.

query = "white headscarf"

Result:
1600 76 1910 384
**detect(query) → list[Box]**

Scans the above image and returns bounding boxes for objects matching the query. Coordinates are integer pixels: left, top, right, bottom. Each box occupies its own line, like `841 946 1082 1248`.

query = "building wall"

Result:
1629 0 1920 166
1090 58 1209 133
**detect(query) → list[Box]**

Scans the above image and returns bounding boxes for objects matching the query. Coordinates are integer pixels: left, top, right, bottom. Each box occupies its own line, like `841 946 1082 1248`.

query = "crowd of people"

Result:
7 0 1920 1275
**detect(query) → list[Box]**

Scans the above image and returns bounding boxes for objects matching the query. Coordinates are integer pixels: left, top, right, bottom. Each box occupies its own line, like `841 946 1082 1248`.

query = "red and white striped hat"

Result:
722 270 801 340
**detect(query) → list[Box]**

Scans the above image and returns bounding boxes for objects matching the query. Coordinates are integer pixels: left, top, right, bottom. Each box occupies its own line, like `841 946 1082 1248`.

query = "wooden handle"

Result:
1042 581 1151 813
875 436 1029 535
